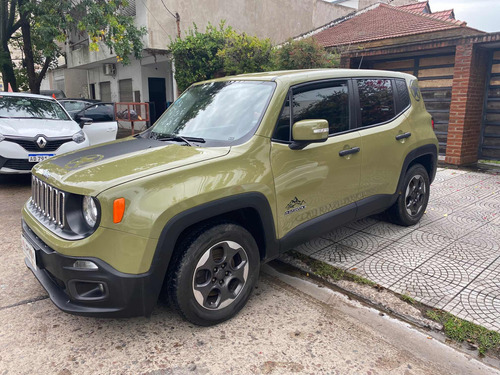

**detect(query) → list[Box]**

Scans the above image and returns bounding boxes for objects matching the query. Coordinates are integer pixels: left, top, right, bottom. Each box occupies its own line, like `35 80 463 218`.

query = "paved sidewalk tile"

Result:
292 168 500 331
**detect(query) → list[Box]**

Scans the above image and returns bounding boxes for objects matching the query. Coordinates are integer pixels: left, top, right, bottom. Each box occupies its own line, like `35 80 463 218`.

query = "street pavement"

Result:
0 169 499 374
294 167 500 332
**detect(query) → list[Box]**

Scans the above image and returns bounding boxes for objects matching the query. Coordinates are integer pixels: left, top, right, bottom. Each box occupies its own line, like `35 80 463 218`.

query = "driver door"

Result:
74 103 118 145
271 80 362 238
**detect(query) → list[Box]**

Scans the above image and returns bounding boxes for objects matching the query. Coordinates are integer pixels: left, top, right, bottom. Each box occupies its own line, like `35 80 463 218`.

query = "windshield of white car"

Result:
0 96 70 121
148 81 275 147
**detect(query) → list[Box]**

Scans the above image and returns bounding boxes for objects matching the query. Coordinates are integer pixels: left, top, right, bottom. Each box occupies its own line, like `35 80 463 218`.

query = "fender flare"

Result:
143 192 278 314
395 144 438 197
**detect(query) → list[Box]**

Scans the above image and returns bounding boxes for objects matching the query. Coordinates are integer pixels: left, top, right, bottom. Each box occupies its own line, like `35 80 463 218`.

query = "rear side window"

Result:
395 78 410 114
273 81 349 141
357 79 395 127
79 104 115 122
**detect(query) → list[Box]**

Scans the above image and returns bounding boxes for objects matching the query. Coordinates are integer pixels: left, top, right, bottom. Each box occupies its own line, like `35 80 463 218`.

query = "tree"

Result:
217 30 274 76
274 38 340 70
170 23 341 93
169 22 275 92
169 23 230 93
0 0 146 93
0 0 21 91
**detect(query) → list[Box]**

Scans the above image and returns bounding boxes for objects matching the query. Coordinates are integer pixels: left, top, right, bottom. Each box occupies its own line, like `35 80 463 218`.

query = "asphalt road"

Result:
0 174 497 375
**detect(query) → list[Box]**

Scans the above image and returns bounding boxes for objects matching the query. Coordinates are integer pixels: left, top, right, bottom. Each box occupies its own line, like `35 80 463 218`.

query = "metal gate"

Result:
479 50 500 161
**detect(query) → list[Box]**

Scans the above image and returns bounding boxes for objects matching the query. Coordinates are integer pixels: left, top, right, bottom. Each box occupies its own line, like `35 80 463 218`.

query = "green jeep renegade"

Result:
22 69 438 325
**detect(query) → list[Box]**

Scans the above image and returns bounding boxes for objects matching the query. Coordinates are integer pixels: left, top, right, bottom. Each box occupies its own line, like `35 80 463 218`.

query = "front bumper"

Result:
22 220 158 317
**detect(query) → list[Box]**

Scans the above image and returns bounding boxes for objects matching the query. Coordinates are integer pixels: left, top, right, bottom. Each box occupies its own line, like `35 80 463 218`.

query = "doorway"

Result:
148 77 166 124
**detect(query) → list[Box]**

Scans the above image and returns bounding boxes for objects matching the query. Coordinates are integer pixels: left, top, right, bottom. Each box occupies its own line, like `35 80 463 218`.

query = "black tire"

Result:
167 222 260 326
387 164 430 226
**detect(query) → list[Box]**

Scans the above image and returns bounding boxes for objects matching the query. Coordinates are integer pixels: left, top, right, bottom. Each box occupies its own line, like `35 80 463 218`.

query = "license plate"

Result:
28 154 54 162
21 235 38 271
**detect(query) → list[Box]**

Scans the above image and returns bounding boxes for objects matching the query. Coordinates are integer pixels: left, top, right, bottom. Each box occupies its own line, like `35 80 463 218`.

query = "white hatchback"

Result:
0 92 117 174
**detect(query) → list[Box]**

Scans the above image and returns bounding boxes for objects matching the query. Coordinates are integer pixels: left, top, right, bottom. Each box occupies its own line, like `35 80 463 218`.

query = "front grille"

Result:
5 136 71 152
31 175 66 228
3 159 37 170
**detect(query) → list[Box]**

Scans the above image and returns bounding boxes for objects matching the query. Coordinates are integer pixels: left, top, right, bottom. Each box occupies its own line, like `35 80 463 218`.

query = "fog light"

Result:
73 260 98 270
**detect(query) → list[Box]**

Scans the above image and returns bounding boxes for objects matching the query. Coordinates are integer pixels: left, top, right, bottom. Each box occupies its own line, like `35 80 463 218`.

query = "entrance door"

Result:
148 78 166 123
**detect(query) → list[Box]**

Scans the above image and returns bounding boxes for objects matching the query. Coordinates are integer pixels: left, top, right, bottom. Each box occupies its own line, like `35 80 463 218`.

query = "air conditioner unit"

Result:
103 63 116 76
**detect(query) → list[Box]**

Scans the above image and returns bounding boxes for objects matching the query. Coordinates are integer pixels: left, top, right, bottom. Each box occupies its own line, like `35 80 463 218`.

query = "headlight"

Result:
82 196 98 228
72 130 86 144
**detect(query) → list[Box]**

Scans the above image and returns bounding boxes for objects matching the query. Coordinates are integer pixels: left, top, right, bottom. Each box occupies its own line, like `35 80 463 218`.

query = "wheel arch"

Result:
396 144 438 196
143 192 279 314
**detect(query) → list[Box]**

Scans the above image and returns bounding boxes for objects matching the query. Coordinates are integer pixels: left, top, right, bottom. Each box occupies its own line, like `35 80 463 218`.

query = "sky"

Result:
429 0 500 32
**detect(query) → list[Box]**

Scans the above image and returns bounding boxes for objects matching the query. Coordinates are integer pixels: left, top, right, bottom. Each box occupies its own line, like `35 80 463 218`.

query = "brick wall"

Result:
446 44 489 165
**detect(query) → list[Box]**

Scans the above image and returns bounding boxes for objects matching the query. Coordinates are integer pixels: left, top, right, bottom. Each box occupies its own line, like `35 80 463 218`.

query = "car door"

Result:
271 80 362 238
354 77 416 213
74 103 118 145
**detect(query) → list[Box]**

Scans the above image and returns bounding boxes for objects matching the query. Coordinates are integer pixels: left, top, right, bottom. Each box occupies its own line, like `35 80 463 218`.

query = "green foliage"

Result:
1 0 146 92
274 38 339 70
288 250 375 286
13 63 29 92
170 22 339 92
218 30 274 76
400 294 416 304
169 23 230 93
426 310 500 356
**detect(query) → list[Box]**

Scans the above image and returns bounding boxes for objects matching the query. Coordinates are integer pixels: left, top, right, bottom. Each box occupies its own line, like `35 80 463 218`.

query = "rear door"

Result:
271 79 362 237
75 103 118 145
354 77 415 212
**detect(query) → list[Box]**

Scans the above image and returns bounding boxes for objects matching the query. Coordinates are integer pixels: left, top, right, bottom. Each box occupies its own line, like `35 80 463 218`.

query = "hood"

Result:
0 118 80 138
32 137 230 195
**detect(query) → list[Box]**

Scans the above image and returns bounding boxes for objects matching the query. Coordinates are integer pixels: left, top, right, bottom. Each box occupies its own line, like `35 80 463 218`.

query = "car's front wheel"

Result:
387 164 430 226
167 222 260 326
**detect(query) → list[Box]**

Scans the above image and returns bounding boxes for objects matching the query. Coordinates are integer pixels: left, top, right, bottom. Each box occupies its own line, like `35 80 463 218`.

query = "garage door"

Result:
372 53 455 156
479 50 500 161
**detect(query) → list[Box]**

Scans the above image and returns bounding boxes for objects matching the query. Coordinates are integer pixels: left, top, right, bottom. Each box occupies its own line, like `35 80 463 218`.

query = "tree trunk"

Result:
0 42 17 91
0 0 18 91
19 1 38 93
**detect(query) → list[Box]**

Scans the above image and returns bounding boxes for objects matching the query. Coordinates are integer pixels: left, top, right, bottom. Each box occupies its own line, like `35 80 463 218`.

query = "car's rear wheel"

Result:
167 222 260 326
387 164 430 226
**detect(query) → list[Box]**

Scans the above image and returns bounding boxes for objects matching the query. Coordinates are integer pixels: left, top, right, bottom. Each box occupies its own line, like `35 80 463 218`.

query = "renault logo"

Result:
36 136 47 149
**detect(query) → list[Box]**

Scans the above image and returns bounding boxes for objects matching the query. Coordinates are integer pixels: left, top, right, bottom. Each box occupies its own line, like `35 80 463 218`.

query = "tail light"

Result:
431 117 435 129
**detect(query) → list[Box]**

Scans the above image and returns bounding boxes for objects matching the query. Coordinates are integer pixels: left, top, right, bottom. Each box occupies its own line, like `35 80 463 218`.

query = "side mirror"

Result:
289 119 329 150
78 117 93 129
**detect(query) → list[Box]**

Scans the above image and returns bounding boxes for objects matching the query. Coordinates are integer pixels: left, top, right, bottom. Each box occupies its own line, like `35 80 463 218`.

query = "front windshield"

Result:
150 81 275 146
0 96 69 120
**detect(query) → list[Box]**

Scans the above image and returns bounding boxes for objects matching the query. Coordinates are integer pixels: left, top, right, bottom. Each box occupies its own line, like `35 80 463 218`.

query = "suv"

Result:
22 70 438 325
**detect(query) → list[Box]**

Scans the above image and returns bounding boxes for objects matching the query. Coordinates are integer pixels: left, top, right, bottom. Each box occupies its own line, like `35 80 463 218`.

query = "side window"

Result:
293 81 349 136
274 96 291 141
395 78 410 114
82 104 114 122
357 79 395 127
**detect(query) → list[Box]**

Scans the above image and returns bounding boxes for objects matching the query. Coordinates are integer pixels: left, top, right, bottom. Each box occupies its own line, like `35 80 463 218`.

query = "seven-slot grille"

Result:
31 175 66 228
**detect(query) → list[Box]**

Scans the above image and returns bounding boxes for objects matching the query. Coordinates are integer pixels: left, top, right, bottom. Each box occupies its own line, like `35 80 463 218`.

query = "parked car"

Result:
72 102 118 143
0 93 118 174
0 92 89 173
40 89 66 99
22 70 438 325
59 98 101 119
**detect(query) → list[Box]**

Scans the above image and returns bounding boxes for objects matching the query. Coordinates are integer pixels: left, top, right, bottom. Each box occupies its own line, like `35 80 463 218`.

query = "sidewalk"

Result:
291 167 500 332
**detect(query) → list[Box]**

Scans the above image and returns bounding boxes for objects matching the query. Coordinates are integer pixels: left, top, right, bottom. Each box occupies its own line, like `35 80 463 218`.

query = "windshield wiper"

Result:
153 134 206 146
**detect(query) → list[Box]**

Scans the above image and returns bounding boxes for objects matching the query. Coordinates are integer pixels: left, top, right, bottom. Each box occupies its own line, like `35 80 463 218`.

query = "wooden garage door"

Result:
372 53 455 156
479 50 500 161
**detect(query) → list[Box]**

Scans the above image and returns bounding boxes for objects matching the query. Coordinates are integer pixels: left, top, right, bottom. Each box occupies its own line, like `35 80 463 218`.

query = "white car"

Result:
0 92 117 174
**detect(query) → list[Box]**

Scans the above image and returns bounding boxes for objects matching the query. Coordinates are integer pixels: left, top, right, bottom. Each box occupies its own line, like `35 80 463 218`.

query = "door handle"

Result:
395 132 411 141
339 147 360 157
